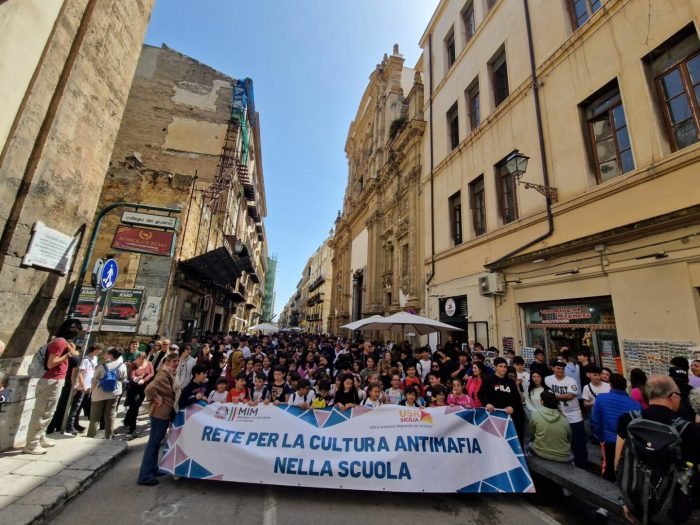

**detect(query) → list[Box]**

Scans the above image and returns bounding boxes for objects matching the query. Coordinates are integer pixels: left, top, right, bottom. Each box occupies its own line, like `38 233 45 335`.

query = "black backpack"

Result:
617 411 693 524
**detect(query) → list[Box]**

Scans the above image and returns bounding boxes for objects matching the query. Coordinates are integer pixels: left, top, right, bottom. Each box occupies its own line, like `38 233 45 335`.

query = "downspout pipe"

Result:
426 34 436 286
489 0 554 268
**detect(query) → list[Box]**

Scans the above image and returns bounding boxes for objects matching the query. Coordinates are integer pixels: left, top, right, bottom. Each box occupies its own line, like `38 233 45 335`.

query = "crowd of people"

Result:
16 320 700 522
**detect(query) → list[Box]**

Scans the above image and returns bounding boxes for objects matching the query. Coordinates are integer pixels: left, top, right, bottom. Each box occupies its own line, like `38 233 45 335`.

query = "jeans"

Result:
601 441 616 482
87 398 117 438
570 420 589 468
124 385 146 433
65 390 85 431
26 379 64 449
138 417 170 483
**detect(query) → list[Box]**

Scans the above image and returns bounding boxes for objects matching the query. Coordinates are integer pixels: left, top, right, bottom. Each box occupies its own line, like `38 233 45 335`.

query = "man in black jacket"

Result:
479 357 525 446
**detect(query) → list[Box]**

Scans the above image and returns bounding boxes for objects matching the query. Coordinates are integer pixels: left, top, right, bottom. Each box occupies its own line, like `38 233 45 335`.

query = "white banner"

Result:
160 403 534 493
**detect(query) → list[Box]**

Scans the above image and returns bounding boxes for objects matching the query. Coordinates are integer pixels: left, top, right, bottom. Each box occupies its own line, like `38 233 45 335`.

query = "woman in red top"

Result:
124 352 155 435
466 362 486 408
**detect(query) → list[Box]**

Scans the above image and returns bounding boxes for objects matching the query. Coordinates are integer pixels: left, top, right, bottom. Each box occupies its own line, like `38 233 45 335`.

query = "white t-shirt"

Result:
417 359 432 382
581 381 611 403
288 389 316 407
241 345 251 359
517 370 529 399
362 398 383 408
545 374 583 423
76 356 97 390
208 390 228 404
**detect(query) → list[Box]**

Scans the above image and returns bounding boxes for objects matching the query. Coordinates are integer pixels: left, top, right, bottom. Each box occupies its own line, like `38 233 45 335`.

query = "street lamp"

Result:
505 150 558 202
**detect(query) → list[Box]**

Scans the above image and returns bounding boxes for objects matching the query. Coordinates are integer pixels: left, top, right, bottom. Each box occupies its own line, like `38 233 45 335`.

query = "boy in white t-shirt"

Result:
581 366 610 410
545 361 588 468
416 347 432 384
288 379 316 409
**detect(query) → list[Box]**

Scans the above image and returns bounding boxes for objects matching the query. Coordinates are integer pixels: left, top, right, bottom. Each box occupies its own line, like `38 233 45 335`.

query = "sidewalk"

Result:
0 434 127 524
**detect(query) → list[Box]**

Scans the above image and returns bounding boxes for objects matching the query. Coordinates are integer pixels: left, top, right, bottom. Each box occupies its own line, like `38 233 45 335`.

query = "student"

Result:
226 373 249 403
65 344 101 435
288 379 316 409
362 383 383 408
524 371 548 416
399 385 424 407
528 390 572 463
513 356 529 395
545 360 587 468
479 357 525 445
88 347 127 440
447 378 474 408
208 377 229 404
628 368 648 409
270 365 292 404
581 366 610 411
175 345 196 389
401 364 422 392
385 373 404 405
423 372 442 405
416 347 432 384
178 364 208 409
529 348 551 379
466 362 486 408
333 373 360 411
311 379 332 408
431 384 447 407
249 373 271 405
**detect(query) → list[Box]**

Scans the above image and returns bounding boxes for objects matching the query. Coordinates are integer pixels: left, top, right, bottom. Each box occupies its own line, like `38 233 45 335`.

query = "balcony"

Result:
308 275 325 292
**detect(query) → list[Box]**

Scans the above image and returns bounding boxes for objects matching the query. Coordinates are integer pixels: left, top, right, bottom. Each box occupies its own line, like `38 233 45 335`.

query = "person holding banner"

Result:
479 357 525 446
138 352 179 486
334 373 360 410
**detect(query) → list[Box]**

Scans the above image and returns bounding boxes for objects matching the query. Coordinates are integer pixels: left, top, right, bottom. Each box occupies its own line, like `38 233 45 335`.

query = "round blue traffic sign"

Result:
100 259 118 290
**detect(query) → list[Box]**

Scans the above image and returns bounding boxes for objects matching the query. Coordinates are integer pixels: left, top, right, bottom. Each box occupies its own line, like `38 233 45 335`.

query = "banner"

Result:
100 288 144 332
160 403 534 493
68 286 106 322
111 225 175 256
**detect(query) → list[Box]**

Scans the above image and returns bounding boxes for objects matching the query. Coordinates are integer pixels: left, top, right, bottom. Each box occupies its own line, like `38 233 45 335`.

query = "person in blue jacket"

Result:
590 373 640 481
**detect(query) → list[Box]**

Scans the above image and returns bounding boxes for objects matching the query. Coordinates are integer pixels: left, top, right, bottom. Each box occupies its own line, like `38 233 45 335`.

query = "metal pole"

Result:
61 283 102 432
67 202 180 314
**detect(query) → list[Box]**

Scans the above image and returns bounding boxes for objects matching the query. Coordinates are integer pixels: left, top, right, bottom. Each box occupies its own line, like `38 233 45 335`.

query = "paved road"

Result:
52 432 574 525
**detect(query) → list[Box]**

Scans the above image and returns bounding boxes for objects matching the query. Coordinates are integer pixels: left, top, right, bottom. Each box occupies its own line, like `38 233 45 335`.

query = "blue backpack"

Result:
99 364 119 392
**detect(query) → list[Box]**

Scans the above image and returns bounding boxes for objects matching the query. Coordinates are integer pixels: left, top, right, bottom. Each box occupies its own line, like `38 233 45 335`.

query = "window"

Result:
449 192 463 245
651 30 700 151
487 0 498 11
491 49 509 107
569 0 602 30
467 79 480 131
445 29 456 70
463 2 476 43
584 82 634 182
496 160 518 224
469 176 486 236
447 102 460 150
401 244 409 278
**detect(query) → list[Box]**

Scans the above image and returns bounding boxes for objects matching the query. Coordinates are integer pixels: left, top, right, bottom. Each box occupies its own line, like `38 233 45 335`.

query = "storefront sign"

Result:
111 226 175 256
68 286 106 322
121 211 177 230
439 295 468 323
100 288 144 332
161 403 533 493
22 222 79 274
539 305 591 324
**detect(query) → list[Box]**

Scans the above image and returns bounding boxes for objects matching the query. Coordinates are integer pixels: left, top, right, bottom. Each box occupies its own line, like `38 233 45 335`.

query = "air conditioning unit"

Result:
479 273 505 296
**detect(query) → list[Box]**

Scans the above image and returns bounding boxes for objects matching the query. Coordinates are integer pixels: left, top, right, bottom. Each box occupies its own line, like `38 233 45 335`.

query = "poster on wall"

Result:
68 286 106 322
138 295 162 336
100 288 144 332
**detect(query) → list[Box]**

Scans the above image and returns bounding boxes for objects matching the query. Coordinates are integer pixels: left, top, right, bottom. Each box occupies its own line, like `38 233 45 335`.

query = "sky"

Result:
145 0 439 319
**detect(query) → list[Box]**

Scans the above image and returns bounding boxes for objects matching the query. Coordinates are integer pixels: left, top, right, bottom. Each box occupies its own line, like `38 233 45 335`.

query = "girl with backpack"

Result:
87 347 127 439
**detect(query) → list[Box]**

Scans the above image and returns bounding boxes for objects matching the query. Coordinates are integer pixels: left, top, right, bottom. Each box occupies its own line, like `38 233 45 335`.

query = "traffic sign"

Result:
100 258 118 290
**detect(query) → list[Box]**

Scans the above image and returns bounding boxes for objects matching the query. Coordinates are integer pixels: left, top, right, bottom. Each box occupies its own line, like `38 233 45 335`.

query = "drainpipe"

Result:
426 34 436 291
490 0 554 267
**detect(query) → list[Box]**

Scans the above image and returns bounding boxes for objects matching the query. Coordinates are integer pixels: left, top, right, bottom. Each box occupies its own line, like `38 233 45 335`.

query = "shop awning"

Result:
180 246 241 285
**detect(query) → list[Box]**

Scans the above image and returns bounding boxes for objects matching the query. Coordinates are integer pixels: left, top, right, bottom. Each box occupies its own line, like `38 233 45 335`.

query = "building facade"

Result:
0 0 154 370
328 45 426 336
421 0 700 372
298 236 334 333
82 44 268 341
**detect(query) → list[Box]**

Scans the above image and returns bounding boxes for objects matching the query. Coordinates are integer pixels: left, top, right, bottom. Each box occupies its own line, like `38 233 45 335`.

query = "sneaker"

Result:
63 430 78 437
595 508 609 519
23 446 47 455
40 438 56 448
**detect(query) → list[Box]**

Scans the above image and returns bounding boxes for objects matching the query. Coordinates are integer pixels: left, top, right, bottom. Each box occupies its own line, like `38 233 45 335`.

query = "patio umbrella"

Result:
344 311 462 336
248 322 279 333
340 315 384 331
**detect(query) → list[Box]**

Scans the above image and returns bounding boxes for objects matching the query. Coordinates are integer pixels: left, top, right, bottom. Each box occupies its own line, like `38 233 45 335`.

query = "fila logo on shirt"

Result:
494 385 512 393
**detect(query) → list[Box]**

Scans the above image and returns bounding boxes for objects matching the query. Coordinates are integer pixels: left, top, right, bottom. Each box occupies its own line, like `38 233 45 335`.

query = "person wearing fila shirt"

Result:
545 360 588 468
479 357 525 446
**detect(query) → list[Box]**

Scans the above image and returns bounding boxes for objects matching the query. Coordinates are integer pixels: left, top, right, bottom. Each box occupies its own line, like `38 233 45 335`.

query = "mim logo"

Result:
228 406 259 421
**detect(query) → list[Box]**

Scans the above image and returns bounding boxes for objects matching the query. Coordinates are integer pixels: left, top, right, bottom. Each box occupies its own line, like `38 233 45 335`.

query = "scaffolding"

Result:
262 254 278 321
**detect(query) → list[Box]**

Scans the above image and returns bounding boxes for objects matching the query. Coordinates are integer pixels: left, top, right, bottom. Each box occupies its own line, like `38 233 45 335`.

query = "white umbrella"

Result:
248 322 278 333
345 311 462 336
340 315 384 331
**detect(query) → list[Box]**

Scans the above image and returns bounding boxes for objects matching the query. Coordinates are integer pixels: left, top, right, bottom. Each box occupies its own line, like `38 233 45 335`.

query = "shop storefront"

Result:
522 297 621 372
438 295 490 347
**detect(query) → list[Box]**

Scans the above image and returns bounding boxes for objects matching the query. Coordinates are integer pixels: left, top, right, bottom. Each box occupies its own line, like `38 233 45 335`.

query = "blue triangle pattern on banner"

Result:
174 459 191 477
298 409 319 428
172 410 185 428
455 410 476 425
473 408 490 426
323 408 349 428
505 421 518 440
507 465 533 492
188 459 213 478
457 465 533 493
284 405 305 418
